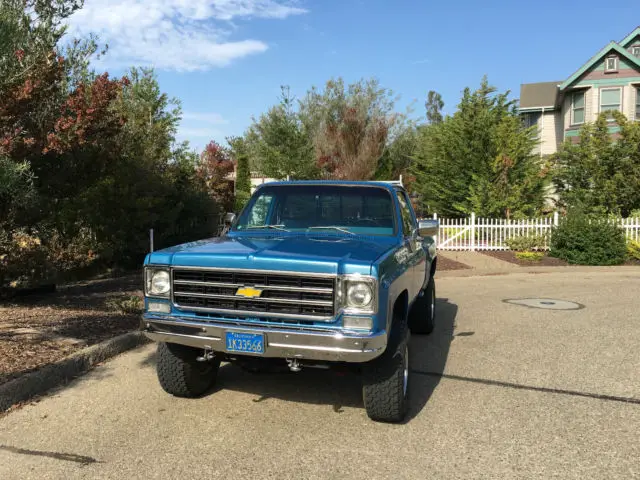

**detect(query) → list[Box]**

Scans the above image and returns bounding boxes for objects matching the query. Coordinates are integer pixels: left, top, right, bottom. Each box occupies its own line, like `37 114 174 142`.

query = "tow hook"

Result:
286 358 302 372
196 347 215 362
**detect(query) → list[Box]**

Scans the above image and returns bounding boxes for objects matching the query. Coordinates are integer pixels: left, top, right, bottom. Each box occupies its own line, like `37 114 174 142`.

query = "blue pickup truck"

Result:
142 181 438 422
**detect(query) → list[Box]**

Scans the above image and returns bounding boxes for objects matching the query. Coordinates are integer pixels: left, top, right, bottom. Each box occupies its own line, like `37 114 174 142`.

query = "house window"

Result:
600 88 621 121
632 46 640 58
571 91 585 125
636 87 640 120
605 56 618 72
522 112 541 128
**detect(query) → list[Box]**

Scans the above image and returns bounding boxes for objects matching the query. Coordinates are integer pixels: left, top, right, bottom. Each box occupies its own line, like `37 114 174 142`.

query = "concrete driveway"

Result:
1 269 639 479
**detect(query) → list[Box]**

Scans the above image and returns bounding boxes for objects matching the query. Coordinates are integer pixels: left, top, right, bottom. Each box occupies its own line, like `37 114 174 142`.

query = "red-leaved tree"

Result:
197 141 235 212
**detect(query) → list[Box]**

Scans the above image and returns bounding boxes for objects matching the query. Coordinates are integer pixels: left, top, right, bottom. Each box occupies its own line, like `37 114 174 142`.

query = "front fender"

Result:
374 245 414 333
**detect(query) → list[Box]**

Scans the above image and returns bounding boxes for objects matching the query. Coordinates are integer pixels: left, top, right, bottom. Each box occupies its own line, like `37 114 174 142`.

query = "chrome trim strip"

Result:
143 316 387 362
148 317 334 334
172 305 335 321
171 265 337 278
173 291 333 306
172 279 333 294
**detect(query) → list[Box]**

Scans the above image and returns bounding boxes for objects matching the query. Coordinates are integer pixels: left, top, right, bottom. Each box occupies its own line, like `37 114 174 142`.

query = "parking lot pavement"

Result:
1 269 639 479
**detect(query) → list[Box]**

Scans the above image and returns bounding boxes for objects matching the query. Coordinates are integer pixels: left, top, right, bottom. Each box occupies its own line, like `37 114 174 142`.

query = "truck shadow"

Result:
139 298 458 421
405 297 458 422
207 297 458 421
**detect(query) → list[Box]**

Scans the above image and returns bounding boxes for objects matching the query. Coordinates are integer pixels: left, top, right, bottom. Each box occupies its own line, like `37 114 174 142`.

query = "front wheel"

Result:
156 342 220 397
408 277 436 335
362 318 410 423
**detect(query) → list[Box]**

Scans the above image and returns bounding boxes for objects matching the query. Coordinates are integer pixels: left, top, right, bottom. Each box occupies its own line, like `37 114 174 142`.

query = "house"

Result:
226 169 277 194
520 26 640 155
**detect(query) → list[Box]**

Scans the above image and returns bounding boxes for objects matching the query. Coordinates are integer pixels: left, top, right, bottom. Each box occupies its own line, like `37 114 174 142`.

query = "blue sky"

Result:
67 0 638 151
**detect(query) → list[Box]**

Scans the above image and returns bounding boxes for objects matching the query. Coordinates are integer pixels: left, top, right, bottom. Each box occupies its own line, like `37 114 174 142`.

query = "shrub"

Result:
628 240 640 261
505 234 547 252
0 230 53 288
550 211 626 265
515 251 544 262
106 295 143 315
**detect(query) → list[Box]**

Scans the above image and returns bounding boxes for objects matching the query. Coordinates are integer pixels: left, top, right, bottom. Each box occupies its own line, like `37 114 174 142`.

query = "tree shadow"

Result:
1 275 141 311
405 297 458 422
0 445 101 465
0 313 137 385
139 298 458 421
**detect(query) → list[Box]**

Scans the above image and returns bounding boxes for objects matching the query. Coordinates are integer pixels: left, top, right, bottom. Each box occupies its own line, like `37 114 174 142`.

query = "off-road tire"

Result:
362 316 410 423
408 276 436 335
156 342 220 397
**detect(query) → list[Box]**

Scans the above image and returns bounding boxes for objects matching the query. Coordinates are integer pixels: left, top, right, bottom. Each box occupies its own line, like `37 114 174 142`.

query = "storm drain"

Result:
503 298 584 310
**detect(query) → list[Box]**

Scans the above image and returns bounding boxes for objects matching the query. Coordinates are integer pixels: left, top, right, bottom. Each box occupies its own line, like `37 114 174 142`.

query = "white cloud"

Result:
67 0 307 71
181 112 229 124
178 126 224 138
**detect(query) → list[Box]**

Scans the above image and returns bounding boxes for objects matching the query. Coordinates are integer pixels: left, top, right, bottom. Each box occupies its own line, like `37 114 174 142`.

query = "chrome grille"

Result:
171 268 336 320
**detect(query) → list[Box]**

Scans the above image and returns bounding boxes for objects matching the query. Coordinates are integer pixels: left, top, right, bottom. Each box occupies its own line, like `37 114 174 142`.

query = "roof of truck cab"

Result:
256 180 405 193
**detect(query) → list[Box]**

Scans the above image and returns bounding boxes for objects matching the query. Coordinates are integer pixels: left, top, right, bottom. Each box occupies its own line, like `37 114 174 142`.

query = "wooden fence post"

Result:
553 211 559 226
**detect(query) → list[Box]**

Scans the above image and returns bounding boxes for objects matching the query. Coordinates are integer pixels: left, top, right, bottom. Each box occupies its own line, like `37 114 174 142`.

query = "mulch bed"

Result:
0 275 142 386
482 251 640 267
480 251 569 267
439 256 472 271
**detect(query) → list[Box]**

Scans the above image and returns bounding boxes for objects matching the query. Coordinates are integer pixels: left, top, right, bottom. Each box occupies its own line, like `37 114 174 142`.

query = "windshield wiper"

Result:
247 224 290 232
307 226 355 235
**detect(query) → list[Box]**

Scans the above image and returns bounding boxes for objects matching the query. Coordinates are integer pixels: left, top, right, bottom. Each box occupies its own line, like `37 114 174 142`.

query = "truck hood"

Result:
146 234 398 275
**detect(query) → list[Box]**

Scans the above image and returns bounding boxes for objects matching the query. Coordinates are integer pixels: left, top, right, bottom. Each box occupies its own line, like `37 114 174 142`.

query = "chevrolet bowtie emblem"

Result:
235 287 263 298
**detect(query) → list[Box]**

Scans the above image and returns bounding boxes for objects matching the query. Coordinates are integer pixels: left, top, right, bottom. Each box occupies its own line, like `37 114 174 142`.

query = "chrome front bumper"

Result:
142 315 387 363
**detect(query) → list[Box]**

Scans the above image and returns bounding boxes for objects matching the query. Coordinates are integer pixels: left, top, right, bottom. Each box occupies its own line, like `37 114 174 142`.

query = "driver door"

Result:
396 190 426 298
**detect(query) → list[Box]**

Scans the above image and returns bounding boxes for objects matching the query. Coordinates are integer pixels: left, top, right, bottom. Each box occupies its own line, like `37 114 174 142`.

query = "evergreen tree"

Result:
425 90 444 124
412 77 547 218
553 111 640 216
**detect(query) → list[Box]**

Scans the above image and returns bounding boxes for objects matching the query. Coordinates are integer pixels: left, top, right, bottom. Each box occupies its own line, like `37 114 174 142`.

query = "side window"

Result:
396 192 415 236
247 194 273 227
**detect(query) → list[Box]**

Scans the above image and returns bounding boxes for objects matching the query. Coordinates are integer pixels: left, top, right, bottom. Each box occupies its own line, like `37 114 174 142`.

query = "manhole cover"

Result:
503 298 584 310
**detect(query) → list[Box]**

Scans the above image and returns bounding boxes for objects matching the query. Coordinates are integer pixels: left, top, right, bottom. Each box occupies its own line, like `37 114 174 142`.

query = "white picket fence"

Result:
431 213 640 251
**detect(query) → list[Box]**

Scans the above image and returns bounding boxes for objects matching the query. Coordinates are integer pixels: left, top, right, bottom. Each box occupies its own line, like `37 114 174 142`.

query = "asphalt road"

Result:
1 269 639 479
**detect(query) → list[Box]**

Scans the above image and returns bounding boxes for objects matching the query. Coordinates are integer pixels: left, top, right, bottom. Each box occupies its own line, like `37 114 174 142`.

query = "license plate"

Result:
225 332 265 354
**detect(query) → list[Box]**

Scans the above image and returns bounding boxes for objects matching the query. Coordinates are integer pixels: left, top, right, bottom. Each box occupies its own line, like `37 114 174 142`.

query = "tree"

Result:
245 86 316 180
299 77 406 180
412 77 547 218
374 127 418 180
553 111 640 216
197 141 235 212
229 136 251 211
425 90 444 124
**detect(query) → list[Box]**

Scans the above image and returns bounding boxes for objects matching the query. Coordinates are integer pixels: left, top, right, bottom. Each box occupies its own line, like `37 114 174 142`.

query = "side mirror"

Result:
224 212 236 225
418 219 439 237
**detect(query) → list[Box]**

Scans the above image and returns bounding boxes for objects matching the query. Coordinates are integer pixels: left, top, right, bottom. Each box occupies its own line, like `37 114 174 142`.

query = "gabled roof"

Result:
620 26 640 47
519 81 561 110
559 41 640 91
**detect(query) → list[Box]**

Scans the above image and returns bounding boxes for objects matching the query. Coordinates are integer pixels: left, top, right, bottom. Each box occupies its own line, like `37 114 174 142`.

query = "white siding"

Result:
538 111 560 155
587 86 597 122
622 84 634 120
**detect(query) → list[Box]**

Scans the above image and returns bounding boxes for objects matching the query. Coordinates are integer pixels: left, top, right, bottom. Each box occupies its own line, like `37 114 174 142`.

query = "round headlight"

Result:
150 270 170 295
347 282 373 307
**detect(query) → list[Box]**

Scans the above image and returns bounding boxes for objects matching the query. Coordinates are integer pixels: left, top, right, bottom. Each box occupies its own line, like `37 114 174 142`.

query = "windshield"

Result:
234 185 396 236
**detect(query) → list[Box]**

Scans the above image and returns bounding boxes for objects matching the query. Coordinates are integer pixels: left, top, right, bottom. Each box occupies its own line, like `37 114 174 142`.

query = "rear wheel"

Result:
362 315 410 423
156 342 220 397
408 277 436 335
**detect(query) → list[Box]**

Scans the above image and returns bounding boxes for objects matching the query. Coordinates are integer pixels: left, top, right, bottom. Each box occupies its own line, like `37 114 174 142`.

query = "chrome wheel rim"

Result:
402 345 409 397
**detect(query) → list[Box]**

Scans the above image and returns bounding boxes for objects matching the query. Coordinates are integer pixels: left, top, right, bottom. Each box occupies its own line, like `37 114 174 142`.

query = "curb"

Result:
0 331 150 413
